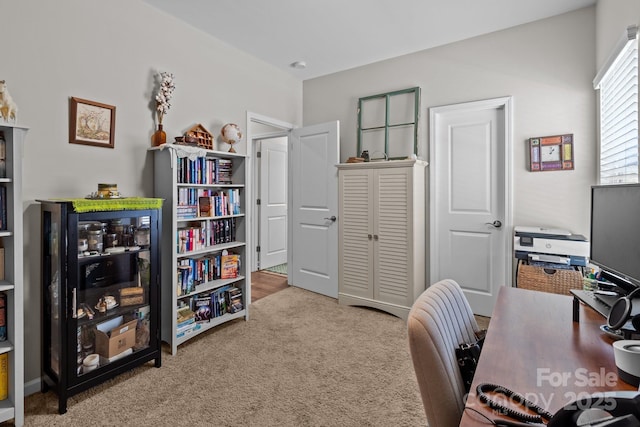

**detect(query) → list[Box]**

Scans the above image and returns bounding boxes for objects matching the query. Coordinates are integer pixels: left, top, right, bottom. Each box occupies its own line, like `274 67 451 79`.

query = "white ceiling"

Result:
143 0 596 80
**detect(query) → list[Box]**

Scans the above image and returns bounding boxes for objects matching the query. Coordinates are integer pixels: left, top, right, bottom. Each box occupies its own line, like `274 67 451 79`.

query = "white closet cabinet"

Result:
337 160 427 320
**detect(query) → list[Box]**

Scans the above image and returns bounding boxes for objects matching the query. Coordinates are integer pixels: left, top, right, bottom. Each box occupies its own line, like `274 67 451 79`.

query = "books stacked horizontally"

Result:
176 205 198 221
215 159 232 184
176 306 199 339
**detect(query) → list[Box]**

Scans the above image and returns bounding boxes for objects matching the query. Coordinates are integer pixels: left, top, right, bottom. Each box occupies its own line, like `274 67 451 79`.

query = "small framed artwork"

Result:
69 97 116 148
528 134 574 171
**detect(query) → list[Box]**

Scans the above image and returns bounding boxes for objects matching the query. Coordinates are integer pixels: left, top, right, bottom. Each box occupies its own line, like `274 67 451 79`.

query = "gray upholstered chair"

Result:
407 279 480 427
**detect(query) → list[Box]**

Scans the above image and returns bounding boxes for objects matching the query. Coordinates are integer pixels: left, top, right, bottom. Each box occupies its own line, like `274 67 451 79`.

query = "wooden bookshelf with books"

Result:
152 145 248 355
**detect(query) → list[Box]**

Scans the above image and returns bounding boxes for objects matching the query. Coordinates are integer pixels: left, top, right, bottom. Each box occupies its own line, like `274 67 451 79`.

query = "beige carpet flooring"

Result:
20 287 427 426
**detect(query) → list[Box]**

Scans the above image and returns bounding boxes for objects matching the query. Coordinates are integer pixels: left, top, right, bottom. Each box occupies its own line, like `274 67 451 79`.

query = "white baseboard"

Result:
24 377 42 397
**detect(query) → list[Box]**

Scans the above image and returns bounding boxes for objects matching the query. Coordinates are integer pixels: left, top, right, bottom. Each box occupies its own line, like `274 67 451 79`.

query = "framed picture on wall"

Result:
69 97 116 149
528 134 574 171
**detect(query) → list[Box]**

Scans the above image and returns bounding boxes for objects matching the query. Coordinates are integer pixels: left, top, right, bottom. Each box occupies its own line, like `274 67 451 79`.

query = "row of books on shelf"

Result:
177 218 237 253
0 132 5 178
176 286 244 337
176 252 240 296
176 157 233 185
0 186 6 231
198 191 240 217
176 190 241 221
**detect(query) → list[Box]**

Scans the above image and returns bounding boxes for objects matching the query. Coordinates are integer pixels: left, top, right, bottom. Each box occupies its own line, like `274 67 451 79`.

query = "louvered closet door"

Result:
373 167 413 306
339 169 374 299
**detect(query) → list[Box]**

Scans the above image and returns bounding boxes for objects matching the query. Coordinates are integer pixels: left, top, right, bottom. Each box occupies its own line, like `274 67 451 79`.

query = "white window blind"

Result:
594 26 639 184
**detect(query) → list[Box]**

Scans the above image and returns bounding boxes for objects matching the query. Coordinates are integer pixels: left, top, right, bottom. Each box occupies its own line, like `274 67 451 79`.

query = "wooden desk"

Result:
460 287 636 426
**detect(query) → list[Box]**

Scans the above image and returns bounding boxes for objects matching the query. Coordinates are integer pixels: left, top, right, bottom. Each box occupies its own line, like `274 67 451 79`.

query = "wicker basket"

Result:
517 262 583 295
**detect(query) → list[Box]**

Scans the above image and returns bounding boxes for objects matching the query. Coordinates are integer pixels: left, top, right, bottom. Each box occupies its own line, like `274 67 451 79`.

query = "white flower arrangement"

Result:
155 71 175 124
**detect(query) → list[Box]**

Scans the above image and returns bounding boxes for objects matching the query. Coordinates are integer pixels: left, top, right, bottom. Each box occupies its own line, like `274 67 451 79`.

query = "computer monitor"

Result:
590 183 640 295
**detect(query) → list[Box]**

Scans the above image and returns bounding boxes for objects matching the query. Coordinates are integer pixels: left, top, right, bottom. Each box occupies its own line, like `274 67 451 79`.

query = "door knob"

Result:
485 220 502 228
324 216 337 222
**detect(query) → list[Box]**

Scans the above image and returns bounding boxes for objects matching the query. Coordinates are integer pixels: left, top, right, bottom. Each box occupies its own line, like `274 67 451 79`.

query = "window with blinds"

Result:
595 27 639 184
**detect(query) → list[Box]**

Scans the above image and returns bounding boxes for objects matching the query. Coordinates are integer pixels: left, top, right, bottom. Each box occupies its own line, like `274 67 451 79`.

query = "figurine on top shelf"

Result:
174 124 213 150
0 80 18 123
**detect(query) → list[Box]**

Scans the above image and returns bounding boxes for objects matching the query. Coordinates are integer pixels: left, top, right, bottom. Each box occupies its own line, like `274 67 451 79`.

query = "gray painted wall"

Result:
1 0 302 387
303 7 596 238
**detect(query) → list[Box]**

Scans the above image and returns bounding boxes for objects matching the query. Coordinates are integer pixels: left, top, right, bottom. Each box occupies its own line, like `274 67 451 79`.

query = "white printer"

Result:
514 226 589 266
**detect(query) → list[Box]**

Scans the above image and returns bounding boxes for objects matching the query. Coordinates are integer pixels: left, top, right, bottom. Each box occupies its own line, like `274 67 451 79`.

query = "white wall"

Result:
304 7 596 238
596 0 640 70
1 0 302 387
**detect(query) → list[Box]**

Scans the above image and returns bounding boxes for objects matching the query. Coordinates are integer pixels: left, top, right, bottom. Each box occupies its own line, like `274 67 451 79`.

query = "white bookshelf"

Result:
152 145 249 355
0 123 26 426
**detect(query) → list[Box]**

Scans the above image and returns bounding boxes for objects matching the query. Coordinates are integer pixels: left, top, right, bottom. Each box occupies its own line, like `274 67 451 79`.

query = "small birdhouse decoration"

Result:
176 123 213 149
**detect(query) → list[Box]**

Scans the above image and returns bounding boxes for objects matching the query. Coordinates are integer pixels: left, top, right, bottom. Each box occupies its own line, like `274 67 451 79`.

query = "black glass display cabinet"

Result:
39 201 162 414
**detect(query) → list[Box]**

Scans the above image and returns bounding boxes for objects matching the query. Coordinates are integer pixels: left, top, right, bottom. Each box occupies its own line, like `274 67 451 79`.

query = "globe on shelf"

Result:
220 123 242 153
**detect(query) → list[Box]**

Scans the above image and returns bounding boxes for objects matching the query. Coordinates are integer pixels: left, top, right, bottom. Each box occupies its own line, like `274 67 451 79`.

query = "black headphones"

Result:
633 312 640 332
607 288 640 330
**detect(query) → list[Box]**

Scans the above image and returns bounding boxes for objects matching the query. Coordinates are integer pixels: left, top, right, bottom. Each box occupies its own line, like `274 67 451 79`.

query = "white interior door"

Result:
429 97 513 316
290 121 340 298
258 137 288 269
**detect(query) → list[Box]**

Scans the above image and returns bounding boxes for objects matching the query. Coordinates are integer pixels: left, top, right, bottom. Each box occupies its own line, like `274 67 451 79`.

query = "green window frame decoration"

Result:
357 87 420 160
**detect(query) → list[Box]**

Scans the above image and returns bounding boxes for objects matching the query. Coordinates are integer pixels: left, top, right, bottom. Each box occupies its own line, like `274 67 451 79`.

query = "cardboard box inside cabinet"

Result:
95 319 137 358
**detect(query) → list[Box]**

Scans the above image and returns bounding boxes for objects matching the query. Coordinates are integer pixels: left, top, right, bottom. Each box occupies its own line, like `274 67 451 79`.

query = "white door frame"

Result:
257 136 288 270
246 112 294 274
252 132 289 271
428 96 514 293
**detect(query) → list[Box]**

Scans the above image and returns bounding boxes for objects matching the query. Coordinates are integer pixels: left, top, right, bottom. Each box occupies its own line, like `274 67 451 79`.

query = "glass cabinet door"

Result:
42 206 63 379
72 214 154 378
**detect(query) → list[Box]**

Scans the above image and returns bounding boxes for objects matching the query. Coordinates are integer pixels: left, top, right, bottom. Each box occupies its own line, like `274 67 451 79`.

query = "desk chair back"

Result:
408 279 480 427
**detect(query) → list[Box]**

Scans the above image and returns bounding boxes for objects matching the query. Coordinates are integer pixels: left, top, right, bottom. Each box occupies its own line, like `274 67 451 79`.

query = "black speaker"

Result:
608 288 640 330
